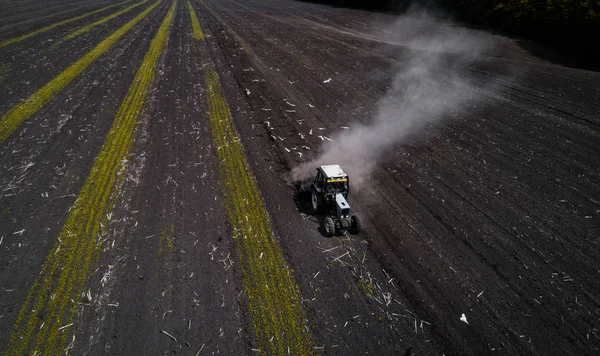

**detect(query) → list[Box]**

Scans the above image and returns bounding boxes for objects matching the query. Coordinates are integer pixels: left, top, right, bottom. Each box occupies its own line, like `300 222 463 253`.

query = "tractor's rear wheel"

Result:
324 217 335 237
350 215 362 234
311 186 320 213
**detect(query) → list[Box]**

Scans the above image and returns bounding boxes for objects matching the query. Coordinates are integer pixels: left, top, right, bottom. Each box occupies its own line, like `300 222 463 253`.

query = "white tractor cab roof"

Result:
319 165 347 180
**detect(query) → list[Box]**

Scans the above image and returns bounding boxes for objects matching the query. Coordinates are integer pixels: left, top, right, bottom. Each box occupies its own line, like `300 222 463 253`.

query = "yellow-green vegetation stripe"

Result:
187 1 205 40
64 0 149 40
0 0 161 143
0 0 131 49
204 68 313 355
158 222 175 269
0 64 9 85
3 2 176 355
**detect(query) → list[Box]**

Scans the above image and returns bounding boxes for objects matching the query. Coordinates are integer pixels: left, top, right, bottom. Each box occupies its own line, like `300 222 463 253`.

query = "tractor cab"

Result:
313 165 350 200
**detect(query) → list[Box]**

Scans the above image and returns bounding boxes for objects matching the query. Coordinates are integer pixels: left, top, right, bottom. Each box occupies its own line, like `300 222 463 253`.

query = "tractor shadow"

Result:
293 183 338 238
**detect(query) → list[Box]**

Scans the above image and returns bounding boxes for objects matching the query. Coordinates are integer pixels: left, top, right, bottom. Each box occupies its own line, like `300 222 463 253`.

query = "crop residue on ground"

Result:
3 1 176 354
0 0 131 49
158 222 175 269
204 66 313 355
64 0 150 41
187 1 205 40
0 0 161 142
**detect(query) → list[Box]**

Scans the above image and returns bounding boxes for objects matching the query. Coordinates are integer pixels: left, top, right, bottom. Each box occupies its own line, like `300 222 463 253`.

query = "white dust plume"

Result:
292 9 497 189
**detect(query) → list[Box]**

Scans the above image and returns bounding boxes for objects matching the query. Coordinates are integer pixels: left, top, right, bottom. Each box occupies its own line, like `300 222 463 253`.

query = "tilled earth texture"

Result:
0 0 599 355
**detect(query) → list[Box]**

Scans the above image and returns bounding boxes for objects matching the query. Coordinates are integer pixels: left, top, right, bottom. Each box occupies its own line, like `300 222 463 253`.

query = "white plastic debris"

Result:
323 78 332 83
460 313 469 325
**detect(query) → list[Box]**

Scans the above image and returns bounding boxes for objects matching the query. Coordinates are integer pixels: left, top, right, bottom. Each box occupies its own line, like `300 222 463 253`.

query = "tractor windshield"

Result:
326 180 348 194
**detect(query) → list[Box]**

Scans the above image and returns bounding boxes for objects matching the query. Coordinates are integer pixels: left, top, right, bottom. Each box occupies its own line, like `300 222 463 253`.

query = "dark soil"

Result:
1 0 598 355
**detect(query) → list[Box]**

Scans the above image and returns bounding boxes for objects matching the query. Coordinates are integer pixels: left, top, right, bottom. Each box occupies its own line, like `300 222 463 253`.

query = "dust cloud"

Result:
291 8 496 188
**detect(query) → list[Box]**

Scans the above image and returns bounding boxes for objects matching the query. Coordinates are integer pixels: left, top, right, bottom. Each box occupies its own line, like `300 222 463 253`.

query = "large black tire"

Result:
350 215 362 234
311 186 320 213
323 217 335 237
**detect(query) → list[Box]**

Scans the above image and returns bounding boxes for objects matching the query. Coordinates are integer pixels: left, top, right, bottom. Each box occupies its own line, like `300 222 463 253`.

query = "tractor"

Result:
310 165 361 237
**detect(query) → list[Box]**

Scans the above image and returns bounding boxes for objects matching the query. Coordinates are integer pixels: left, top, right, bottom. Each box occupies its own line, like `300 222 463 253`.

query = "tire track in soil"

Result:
2 2 175 354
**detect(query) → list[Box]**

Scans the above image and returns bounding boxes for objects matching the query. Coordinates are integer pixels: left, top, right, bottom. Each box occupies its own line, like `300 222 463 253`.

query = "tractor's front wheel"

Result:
311 186 320 213
350 215 362 234
323 217 335 237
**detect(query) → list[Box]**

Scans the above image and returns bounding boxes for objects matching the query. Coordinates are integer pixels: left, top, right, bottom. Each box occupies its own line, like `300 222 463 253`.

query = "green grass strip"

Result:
187 1 204 40
204 67 314 355
0 0 131 49
64 0 149 40
3 2 175 355
0 0 161 143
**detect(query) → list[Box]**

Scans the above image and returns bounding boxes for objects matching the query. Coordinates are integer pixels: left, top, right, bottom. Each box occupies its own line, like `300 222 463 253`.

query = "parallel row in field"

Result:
4 1 175 354
189 1 313 352
0 0 160 142
0 0 129 47
189 0 600 354
0 0 110 22
63 0 149 40
187 0 204 40
2 1 314 354
205 65 313 355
